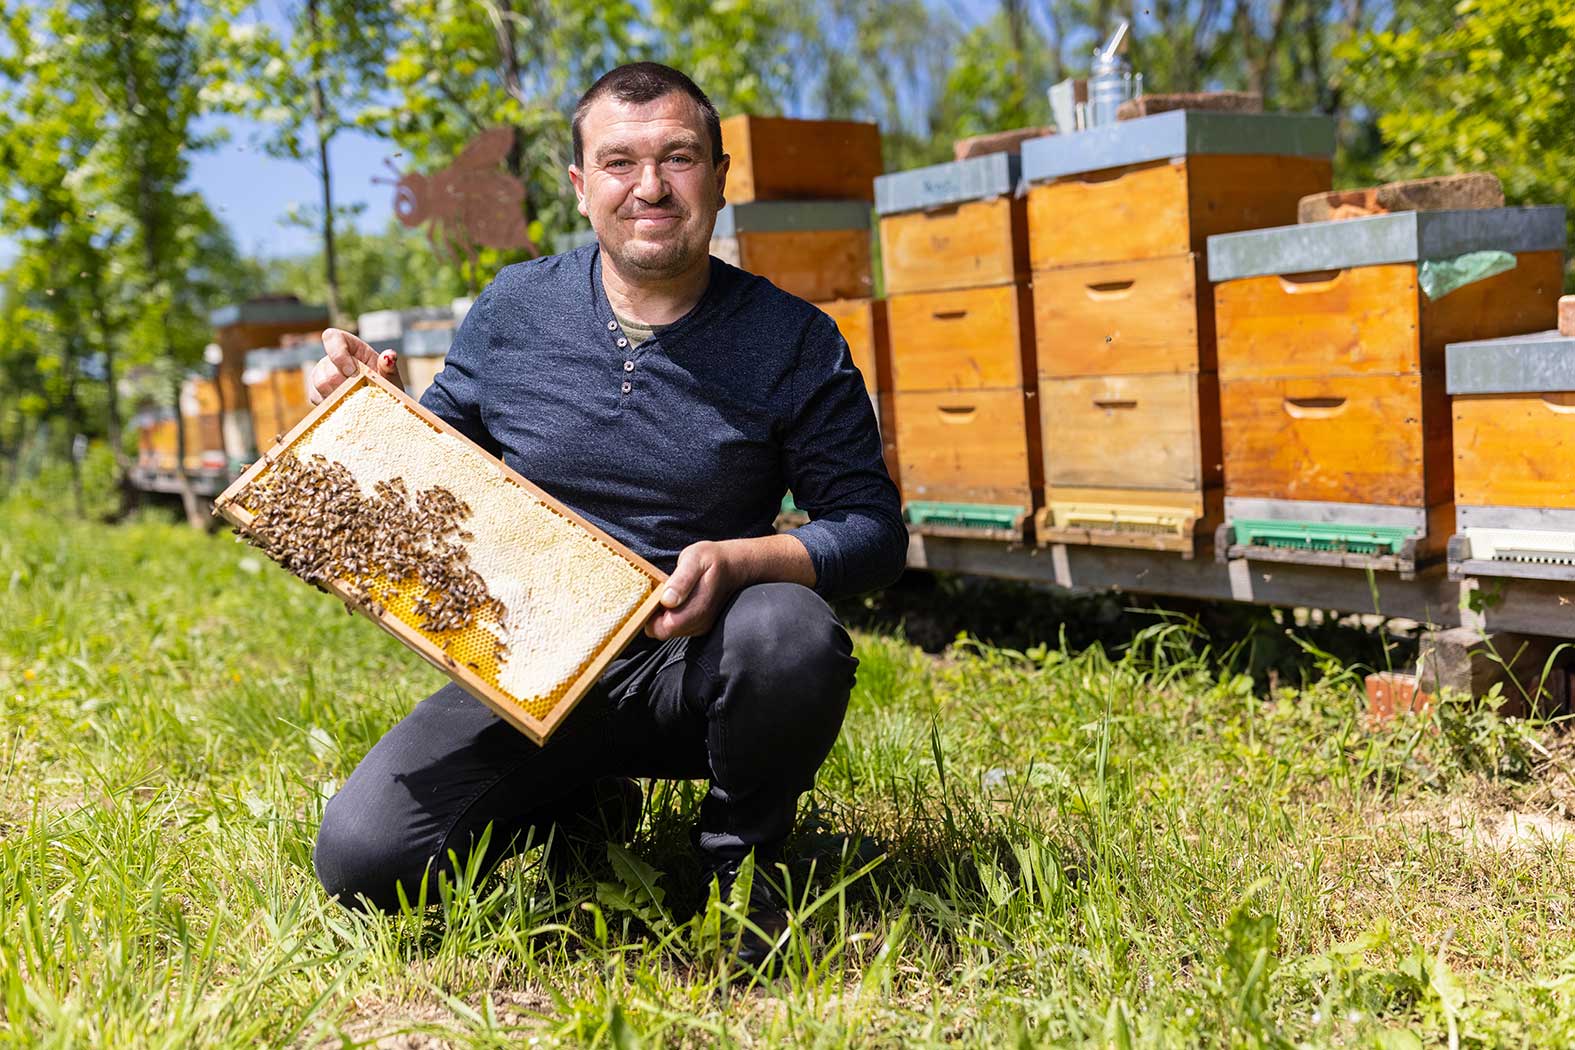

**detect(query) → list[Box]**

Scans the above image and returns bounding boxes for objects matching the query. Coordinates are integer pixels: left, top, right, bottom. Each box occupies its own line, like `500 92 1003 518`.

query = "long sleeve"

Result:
781 313 908 599
420 286 503 458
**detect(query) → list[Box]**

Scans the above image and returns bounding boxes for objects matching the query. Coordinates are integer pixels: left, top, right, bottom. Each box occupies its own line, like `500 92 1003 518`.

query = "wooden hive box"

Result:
1209 206 1566 574
1020 111 1334 271
1020 112 1334 556
720 115 882 203
214 365 667 744
876 152 1028 296
891 388 1042 538
818 298 889 400
711 200 873 303
244 349 282 455
400 323 456 401
1445 329 1575 581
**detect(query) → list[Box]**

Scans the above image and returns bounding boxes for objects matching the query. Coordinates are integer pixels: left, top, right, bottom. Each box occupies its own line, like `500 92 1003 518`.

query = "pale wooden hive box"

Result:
215 367 667 744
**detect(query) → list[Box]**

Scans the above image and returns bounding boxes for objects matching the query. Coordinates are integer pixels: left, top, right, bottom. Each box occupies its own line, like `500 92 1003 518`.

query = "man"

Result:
307 62 906 969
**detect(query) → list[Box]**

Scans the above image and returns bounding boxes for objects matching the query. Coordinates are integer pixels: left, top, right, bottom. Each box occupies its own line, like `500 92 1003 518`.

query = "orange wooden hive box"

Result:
1209 205 1566 577
710 200 873 303
1020 111 1335 555
214 365 668 744
719 115 882 204
874 152 1040 540
1445 327 1575 582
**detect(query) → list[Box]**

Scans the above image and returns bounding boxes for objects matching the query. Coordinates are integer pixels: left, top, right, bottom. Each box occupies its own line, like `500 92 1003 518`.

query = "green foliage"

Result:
1341 0 1575 285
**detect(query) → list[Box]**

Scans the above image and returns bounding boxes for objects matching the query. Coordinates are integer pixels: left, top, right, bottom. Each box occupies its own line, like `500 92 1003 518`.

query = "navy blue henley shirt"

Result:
420 245 908 600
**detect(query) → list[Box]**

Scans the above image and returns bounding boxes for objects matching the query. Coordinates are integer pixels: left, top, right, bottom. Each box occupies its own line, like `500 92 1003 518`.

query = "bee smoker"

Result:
1085 21 1142 128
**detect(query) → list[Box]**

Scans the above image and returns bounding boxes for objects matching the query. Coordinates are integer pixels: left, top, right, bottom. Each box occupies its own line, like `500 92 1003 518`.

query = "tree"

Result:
67 0 250 521
1340 0 1575 284
225 1 394 326
0 0 128 506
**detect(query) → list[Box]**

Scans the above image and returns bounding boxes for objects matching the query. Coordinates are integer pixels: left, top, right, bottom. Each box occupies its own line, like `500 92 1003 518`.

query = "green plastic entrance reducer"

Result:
1231 518 1414 556
905 501 1025 531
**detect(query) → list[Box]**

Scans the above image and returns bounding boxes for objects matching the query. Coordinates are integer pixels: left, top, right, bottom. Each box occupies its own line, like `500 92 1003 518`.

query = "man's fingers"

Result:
661 549 706 608
323 327 377 378
308 356 345 405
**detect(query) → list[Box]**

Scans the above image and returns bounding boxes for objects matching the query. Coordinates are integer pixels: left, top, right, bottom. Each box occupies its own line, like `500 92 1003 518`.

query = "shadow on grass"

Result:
835 569 1420 695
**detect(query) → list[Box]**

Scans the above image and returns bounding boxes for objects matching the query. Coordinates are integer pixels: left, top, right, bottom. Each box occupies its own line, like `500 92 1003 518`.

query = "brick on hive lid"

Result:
1115 91 1262 120
952 126 1055 161
1298 173 1504 224
1559 295 1574 337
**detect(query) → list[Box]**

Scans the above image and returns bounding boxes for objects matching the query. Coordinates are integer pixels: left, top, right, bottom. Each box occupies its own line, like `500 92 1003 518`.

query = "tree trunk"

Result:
307 0 343 326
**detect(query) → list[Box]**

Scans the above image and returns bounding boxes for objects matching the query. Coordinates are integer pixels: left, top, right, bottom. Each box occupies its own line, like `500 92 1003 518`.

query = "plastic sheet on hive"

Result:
214 366 667 744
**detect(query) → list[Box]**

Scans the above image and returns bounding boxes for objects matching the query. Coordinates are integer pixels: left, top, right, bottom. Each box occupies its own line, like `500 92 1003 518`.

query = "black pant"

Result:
313 582 857 910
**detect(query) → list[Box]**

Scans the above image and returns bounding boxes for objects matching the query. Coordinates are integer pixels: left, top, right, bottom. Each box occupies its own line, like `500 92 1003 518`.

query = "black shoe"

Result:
710 853 790 974
542 777 643 885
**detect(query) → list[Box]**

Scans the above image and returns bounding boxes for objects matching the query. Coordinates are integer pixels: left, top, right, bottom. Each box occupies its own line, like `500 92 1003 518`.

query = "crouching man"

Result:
306 62 906 970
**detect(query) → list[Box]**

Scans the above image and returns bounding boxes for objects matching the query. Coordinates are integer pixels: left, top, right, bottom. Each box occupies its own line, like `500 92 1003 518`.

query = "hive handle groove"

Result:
1277 269 1346 293
1085 279 1136 300
1283 396 1348 418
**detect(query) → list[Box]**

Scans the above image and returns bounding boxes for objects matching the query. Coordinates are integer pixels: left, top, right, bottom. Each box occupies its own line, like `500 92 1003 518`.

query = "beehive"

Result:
875 152 1040 539
214 366 667 743
1445 328 1575 581
1020 111 1334 555
1210 205 1566 574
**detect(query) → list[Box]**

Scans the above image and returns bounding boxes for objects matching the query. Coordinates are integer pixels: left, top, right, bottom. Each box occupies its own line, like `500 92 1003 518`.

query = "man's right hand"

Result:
308 328 404 405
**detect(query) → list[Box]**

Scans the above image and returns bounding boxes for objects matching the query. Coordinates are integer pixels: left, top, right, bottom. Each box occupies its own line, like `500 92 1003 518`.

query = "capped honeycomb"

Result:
215 370 665 742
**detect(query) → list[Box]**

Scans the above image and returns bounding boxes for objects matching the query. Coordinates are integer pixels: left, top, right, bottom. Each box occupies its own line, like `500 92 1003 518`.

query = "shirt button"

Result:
616 337 628 348
621 381 632 394
606 320 617 331
623 360 634 372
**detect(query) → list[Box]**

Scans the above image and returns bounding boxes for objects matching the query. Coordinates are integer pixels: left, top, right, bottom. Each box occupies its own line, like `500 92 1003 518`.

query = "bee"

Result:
375 127 539 271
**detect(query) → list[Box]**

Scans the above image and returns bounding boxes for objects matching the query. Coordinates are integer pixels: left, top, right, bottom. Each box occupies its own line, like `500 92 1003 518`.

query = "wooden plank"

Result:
887 282 1033 391
1220 373 1427 506
893 388 1038 507
1041 373 1212 490
725 228 873 302
818 298 887 397
880 197 1027 295
893 527 1573 638
1214 263 1422 380
720 114 882 203
1454 392 1575 509
1033 254 1211 376
213 365 668 746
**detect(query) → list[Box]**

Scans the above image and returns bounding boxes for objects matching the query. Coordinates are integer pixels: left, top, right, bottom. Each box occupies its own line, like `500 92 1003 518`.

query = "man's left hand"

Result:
644 535 816 640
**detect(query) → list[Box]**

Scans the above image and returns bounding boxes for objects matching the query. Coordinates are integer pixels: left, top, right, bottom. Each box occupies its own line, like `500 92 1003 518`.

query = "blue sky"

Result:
193 118 398 260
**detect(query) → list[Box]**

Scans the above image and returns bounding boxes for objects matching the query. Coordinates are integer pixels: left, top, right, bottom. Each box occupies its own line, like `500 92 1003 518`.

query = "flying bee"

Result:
375 127 539 270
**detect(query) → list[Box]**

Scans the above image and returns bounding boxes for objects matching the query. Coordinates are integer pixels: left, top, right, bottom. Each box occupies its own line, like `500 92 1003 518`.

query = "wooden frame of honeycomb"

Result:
214 364 668 745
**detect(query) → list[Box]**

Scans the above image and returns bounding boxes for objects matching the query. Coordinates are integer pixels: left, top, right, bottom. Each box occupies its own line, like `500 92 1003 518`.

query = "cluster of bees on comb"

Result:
236 451 507 655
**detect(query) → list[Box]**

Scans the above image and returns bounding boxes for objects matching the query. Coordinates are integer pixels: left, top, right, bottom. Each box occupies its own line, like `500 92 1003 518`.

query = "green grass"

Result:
3 497 1575 1047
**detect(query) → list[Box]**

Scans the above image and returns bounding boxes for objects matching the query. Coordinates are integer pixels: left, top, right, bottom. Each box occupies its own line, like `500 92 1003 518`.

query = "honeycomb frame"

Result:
214 363 669 745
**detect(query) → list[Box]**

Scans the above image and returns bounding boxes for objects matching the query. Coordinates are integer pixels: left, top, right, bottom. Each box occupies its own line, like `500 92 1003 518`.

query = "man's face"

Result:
569 91 728 279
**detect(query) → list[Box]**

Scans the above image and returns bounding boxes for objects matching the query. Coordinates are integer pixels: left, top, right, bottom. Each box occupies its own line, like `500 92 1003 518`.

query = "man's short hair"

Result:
572 62 723 169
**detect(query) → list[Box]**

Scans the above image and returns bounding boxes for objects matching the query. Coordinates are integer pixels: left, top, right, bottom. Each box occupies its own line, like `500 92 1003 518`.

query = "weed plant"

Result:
2 501 1574 1047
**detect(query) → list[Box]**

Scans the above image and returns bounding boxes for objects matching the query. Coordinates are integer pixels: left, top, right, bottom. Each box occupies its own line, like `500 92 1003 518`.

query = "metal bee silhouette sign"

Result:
377 127 539 267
